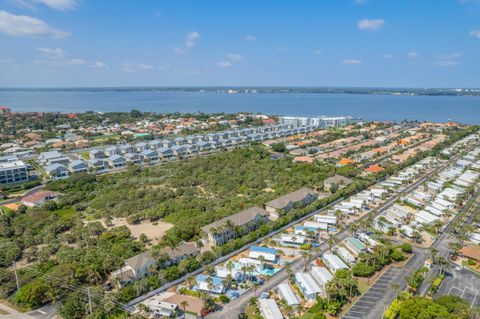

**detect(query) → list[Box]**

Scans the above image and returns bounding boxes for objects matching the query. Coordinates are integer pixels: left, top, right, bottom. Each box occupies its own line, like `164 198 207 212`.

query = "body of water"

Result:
1 90 479 124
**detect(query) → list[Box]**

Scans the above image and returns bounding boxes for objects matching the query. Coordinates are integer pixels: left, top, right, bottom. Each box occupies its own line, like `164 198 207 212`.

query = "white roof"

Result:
304 221 328 230
281 234 306 244
295 272 322 296
277 283 299 306
249 250 276 262
258 299 283 319
310 266 333 286
415 210 440 225
323 253 348 271
424 206 443 217
0 160 27 170
314 214 337 224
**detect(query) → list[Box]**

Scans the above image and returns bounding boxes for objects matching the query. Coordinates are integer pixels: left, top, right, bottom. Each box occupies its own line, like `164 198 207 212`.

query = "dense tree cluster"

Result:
398 296 474 319
48 147 342 241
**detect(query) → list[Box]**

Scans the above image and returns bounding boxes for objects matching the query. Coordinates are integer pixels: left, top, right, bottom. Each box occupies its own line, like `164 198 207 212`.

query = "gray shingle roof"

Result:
324 175 353 185
266 188 317 209
202 206 268 233
125 251 154 270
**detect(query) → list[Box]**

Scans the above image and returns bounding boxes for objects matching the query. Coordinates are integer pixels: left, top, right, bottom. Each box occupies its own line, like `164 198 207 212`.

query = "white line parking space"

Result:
448 286 479 308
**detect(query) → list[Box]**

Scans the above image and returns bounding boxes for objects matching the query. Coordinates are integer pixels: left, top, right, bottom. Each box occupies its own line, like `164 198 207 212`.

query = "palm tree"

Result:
430 248 438 265
226 260 234 273
437 256 448 274
185 275 195 289
205 276 214 292
241 265 250 283
257 255 266 270
328 234 337 252
291 235 298 254
253 282 260 297
222 274 234 290
265 274 272 291
180 300 189 316
164 236 179 259
300 250 311 272
138 303 151 316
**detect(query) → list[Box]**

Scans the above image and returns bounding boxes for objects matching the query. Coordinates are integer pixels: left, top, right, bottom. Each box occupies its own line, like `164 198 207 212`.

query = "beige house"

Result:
111 251 156 285
202 206 269 246
265 188 318 219
323 175 353 192
111 243 199 286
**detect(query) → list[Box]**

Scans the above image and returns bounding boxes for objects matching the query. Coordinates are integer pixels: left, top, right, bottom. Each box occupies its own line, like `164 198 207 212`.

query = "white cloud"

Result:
406 52 419 59
0 10 70 38
217 53 243 68
11 0 38 11
0 58 12 63
35 47 103 68
217 61 232 68
342 59 363 64
122 63 156 72
185 31 200 47
433 53 462 67
245 35 256 42
313 50 322 55
227 53 243 61
68 58 87 65
90 61 108 69
275 46 287 52
358 18 385 31
34 0 77 11
470 30 480 38
173 46 188 55
36 47 66 58
174 31 200 55
383 53 393 59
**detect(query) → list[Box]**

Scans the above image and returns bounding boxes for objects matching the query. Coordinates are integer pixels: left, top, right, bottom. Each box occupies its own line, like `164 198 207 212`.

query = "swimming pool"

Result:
231 261 279 276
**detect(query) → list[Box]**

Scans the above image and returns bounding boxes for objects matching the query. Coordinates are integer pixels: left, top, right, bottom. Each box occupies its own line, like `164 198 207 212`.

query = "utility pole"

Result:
87 287 93 315
13 261 19 291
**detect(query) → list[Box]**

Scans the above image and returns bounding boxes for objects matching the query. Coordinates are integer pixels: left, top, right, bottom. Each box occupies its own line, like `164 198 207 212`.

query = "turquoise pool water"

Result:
231 261 279 276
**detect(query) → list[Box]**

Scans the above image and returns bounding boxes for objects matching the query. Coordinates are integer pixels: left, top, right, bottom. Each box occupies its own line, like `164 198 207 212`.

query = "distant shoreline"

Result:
0 87 479 97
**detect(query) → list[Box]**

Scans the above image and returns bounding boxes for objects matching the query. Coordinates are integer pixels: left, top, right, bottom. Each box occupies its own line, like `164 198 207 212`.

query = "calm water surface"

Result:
0 91 479 124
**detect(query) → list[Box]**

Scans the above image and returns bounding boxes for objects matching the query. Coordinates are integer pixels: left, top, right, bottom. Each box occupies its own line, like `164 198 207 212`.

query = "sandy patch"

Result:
103 218 174 244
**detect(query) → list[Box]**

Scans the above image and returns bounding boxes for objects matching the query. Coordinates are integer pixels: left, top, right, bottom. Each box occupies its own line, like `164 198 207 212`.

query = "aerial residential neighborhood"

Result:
1 1 480 319
1 108 479 319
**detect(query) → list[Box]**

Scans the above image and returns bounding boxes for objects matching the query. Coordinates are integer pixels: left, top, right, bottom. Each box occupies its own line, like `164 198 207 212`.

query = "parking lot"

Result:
436 267 480 308
342 248 429 319
343 267 404 319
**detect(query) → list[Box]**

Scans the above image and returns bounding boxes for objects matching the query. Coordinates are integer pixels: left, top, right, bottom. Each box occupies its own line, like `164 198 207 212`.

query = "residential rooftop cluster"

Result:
124 130 479 318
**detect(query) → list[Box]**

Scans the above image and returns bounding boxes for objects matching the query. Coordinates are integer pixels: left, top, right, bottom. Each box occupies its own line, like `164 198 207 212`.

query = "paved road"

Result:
0 184 46 205
208 170 435 319
343 248 430 319
126 196 348 308
26 303 58 319
0 303 36 319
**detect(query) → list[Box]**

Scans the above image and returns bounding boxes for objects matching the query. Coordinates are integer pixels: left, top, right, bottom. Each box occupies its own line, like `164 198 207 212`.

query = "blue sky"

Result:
0 0 479 87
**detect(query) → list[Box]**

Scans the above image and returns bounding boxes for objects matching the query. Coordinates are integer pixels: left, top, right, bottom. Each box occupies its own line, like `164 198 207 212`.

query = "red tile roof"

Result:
365 165 385 173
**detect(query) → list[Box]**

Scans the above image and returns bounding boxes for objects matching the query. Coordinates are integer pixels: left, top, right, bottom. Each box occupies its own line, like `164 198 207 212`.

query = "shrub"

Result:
352 262 375 277
219 294 230 303
399 243 413 254
390 249 406 262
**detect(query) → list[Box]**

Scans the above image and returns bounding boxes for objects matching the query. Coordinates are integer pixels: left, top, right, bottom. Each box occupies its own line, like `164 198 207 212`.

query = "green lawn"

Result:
79 152 90 160
246 304 262 319
53 207 76 218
